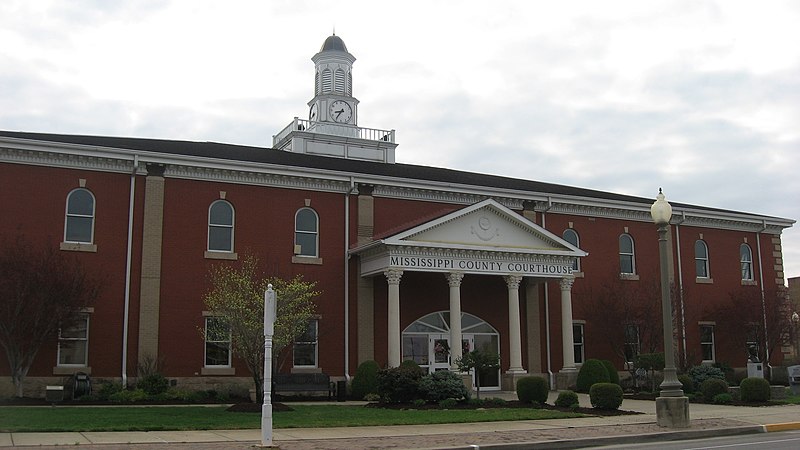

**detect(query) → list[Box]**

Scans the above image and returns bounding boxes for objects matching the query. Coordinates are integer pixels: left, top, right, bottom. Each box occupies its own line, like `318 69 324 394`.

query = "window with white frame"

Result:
740 244 754 281
573 323 585 364
695 240 710 278
64 188 95 244
700 324 715 362
208 200 235 252
294 208 319 257
293 319 318 368
58 314 89 366
623 323 640 366
204 317 231 367
619 234 636 275
563 229 580 272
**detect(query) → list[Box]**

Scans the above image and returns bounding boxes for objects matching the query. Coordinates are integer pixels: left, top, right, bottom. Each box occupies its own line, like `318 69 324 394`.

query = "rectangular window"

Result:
700 324 715 362
58 314 89 366
573 323 585 364
204 317 231 367
623 324 640 366
293 319 318 368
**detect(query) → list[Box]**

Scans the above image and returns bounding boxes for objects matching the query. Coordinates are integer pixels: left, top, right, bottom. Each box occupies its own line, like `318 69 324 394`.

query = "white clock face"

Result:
309 104 318 122
329 100 352 123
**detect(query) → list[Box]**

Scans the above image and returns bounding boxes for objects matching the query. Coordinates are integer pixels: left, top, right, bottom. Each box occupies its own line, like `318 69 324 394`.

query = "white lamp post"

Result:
650 189 690 428
261 284 277 447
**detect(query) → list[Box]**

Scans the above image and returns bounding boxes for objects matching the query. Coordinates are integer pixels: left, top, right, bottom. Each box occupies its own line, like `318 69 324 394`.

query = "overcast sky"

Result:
2 0 799 280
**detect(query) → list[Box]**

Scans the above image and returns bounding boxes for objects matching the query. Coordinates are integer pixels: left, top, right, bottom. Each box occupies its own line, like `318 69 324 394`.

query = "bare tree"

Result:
202 254 320 402
0 236 99 397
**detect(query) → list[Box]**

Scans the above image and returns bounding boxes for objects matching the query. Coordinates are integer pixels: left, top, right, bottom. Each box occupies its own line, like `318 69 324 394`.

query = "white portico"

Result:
351 199 587 389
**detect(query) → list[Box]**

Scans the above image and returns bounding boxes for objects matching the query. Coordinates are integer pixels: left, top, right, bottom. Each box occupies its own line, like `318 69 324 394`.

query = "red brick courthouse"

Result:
0 35 794 397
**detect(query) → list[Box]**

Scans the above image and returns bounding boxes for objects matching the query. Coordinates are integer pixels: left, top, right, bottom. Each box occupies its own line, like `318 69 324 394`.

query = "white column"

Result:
560 276 577 372
504 274 525 373
446 272 464 370
384 269 403 368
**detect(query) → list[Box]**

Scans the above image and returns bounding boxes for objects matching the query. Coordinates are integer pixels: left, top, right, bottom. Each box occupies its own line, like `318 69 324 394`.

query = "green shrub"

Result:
137 373 169 396
96 382 124 401
351 360 380 400
739 377 771 403
485 397 507 406
634 353 665 371
109 388 148 403
700 378 729 402
576 359 610 393
468 397 484 407
678 374 694 393
399 359 424 375
688 365 726 388
376 366 423 403
412 398 426 407
438 398 458 409
516 376 549 404
364 393 381 402
602 360 620 385
419 370 469 402
555 390 579 408
712 393 733 404
589 383 623 410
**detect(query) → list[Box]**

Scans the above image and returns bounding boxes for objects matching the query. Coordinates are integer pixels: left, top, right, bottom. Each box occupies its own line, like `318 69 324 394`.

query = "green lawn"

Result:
0 405 582 433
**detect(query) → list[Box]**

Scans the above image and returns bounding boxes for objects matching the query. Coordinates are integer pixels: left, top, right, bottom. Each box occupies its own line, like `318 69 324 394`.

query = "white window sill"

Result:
741 280 757 286
53 366 91 375
204 251 238 260
292 256 323 265
619 273 639 281
696 277 714 284
201 367 235 376
60 242 97 253
291 367 322 374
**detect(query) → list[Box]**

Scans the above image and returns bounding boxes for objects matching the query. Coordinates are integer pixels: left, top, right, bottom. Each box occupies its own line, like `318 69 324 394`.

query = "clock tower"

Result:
273 34 397 163
308 34 359 127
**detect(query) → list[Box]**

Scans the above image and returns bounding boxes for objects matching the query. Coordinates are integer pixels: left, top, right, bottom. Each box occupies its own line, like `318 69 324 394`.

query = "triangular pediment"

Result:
384 199 586 257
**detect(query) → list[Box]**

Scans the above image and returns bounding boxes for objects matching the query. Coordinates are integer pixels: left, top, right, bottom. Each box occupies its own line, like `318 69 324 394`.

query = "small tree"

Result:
455 349 499 400
202 254 319 402
0 237 99 397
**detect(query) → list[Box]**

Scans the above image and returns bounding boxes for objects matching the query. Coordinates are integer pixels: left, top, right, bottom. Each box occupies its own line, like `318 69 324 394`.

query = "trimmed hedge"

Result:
589 383 623 410
739 377 771 403
555 390 579 408
700 378 729 403
516 376 549 404
576 359 610 393
351 360 380 400
376 365 423 403
688 365 726 388
602 360 620 385
678 374 694 394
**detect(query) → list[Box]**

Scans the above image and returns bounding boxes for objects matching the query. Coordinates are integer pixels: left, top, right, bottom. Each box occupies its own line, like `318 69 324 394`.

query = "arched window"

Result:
208 200 234 252
695 240 710 278
619 234 635 275
295 208 319 257
64 188 95 244
563 229 580 271
740 244 754 281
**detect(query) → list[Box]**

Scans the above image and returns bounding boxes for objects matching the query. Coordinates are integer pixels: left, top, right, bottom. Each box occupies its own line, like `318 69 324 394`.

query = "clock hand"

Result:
335 109 344 118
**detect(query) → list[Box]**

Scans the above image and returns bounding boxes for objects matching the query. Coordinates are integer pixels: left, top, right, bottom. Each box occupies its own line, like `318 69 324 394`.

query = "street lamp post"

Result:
650 189 690 428
792 312 799 361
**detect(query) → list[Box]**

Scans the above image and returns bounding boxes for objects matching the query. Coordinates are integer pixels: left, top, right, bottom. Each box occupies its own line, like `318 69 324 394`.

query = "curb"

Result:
429 425 765 449
763 422 800 432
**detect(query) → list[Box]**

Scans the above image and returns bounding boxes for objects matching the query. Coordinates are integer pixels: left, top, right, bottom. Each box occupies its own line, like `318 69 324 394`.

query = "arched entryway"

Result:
402 311 501 391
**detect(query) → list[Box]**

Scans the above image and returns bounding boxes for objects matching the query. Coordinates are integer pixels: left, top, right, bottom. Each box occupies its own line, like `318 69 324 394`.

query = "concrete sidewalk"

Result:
2 393 800 449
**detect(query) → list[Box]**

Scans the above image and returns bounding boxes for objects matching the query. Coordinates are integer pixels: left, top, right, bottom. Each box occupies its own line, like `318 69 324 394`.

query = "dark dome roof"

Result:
320 35 348 52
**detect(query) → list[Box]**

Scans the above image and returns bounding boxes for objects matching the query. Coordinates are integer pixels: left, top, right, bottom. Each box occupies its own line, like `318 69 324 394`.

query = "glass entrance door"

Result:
428 334 473 372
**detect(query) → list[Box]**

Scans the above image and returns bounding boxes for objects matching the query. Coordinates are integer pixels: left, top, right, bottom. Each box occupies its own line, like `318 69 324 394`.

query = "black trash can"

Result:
336 380 347 402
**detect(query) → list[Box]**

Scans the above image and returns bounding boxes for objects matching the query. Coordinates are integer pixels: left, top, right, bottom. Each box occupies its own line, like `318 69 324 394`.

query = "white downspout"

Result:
121 155 138 387
343 178 358 380
756 220 770 369
674 211 687 367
